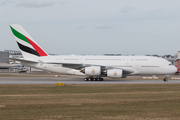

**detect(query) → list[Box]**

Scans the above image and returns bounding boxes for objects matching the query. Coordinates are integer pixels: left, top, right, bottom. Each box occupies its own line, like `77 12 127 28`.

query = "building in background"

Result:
162 55 174 64
174 51 180 72
0 51 13 71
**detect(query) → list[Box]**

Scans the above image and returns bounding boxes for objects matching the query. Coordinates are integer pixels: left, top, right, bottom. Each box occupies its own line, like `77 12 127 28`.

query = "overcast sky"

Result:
0 0 180 55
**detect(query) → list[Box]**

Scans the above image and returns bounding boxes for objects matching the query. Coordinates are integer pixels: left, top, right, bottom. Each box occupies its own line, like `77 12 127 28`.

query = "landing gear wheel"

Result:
84 77 103 81
163 78 168 82
100 78 104 81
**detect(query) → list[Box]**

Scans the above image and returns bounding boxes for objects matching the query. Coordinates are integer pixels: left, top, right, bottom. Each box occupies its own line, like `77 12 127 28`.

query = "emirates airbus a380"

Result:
9 24 177 81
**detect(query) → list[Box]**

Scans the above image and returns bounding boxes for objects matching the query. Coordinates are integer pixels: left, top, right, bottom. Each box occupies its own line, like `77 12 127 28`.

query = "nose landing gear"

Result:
163 76 168 82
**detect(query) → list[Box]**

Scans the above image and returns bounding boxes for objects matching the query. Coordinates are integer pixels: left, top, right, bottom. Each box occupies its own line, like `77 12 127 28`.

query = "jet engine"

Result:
106 69 123 78
81 66 101 76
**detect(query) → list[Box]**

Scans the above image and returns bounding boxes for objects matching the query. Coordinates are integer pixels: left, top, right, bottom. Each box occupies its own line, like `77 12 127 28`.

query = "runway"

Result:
1 76 180 84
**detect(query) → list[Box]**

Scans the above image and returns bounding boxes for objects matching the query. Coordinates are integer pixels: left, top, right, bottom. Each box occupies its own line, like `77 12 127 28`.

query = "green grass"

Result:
0 84 180 120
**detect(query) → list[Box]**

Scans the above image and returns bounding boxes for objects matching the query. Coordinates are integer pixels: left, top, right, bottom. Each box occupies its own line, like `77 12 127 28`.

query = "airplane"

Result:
8 24 177 82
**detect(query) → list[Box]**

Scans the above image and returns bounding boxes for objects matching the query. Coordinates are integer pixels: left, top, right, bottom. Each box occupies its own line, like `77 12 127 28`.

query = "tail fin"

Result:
10 24 48 59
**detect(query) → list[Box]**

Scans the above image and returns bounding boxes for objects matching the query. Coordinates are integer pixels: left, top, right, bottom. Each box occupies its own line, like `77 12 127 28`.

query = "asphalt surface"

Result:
1 76 180 84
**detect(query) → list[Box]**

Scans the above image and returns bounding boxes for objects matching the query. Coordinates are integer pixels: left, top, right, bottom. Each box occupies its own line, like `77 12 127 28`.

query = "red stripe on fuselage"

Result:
25 36 48 56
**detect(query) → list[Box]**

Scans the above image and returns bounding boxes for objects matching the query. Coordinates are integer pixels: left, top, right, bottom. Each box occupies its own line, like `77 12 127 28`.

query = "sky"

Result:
0 0 180 55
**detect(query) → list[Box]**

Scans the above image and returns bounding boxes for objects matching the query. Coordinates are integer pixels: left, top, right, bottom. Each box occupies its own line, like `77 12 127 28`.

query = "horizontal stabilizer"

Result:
5 58 39 63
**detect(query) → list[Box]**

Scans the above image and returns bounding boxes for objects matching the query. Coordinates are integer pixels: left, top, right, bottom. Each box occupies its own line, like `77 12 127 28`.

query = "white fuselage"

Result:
21 55 177 76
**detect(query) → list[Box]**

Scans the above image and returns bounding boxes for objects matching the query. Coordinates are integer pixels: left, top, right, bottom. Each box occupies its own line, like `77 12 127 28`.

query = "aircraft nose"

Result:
173 66 178 73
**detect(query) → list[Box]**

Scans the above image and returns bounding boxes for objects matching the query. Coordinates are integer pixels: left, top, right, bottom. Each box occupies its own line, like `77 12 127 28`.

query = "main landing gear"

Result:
84 77 104 81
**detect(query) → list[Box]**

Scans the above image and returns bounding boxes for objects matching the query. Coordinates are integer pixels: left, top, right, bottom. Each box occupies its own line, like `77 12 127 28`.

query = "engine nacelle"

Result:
84 66 101 76
107 69 123 78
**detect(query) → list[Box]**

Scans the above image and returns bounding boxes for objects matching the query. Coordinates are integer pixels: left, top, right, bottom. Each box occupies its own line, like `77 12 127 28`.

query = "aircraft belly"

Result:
67 69 85 76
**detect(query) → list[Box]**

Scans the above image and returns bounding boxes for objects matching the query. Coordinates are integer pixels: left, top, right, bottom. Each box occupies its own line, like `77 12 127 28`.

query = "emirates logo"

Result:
92 69 95 74
114 71 117 76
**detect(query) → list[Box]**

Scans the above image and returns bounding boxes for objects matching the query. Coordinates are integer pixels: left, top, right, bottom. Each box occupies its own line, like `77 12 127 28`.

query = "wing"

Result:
43 61 134 74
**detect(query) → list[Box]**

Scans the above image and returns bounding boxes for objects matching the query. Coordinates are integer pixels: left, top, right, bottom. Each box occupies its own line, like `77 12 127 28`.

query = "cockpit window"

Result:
169 63 173 66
